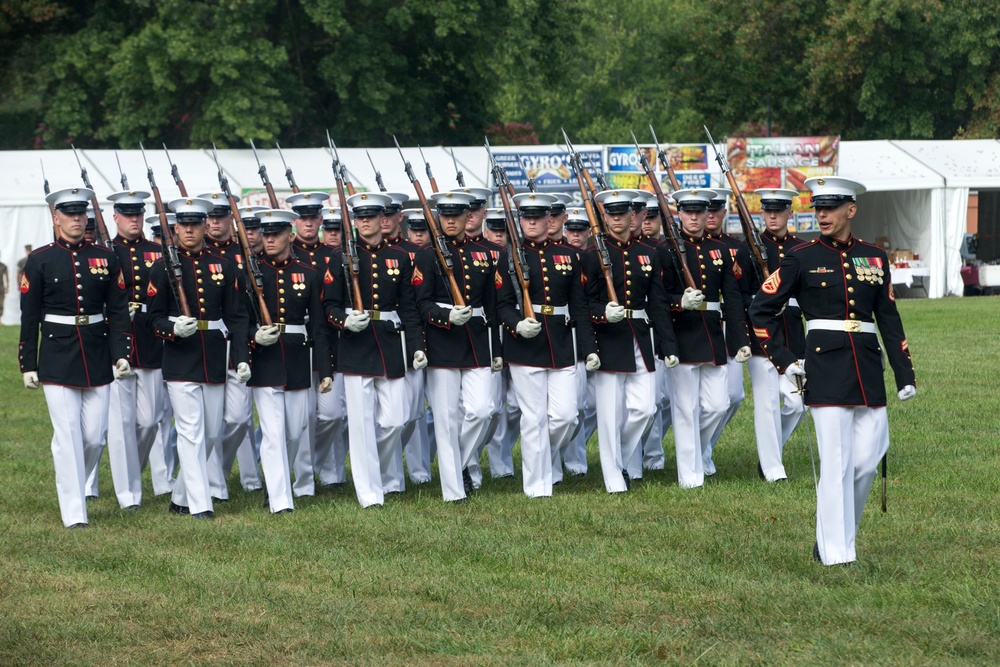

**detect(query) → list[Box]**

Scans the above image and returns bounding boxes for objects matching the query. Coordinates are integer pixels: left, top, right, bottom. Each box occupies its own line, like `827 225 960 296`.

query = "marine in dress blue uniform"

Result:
749 177 916 565
496 193 598 497
146 197 251 519
20 187 133 528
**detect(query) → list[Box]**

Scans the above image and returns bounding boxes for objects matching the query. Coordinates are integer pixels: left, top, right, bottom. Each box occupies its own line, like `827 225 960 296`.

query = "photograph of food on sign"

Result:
726 136 840 233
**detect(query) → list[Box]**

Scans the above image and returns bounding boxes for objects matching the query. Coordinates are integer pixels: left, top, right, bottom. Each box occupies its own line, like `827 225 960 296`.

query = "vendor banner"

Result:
724 136 839 217
606 144 711 195
495 149 602 191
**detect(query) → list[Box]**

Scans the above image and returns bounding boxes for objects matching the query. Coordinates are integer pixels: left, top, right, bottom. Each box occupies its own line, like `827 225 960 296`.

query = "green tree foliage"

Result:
0 0 998 149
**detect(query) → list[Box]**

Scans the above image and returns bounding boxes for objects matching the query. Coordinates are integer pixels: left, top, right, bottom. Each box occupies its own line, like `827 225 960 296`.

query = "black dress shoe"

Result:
757 462 766 480
67 522 89 530
192 511 215 520
622 469 631 491
212 496 229 503
123 504 140 512
462 468 475 496
813 542 822 563
168 502 190 515
86 495 98 501
274 508 293 515
553 480 563 486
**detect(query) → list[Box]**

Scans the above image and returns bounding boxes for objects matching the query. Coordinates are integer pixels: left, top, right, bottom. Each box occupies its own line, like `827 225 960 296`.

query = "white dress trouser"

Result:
747 356 789 481
811 406 889 565
252 386 309 513
485 368 518 479
669 363 729 488
592 342 656 494
509 364 578 497
107 368 165 507
566 362 595 476
43 384 110 527
314 371 348 486
168 382 225 515
637 357 668 473
147 387 177 495
706 356 745 473
344 375 408 507
401 368 432 484
425 367 495 501
209 369 260 499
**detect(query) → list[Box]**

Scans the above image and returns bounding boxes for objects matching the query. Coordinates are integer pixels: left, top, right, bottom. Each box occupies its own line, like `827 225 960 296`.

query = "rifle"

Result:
140 142 191 317
250 140 280 207
70 144 112 247
326 132 363 312
326 132 357 197
162 144 188 196
115 151 129 190
562 129 619 303
211 144 272 326
366 150 387 192
393 135 465 306
449 148 465 188
649 124 681 191
485 138 533 319
275 142 300 194
631 131 695 290
704 126 769 281
417 145 438 193
41 159 57 240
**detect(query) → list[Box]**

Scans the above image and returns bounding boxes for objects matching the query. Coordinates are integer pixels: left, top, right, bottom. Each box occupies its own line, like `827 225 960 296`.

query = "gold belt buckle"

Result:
129 302 141 312
696 301 708 311
623 309 634 319
275 323 286 334
844 320 862 333
196 320 210 331
540 305 555 316
368 310 381 321
75 315 90 326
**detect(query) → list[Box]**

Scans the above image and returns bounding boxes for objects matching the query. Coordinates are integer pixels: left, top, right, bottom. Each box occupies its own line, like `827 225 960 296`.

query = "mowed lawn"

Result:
0 297 997 666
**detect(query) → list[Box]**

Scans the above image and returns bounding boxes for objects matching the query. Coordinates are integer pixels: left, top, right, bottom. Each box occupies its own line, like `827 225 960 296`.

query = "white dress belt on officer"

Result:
806 319 877 334
43 313 105 325
168 316 228 333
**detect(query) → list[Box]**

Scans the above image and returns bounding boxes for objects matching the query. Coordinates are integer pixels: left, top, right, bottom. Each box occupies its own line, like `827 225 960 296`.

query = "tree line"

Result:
1 0 997 150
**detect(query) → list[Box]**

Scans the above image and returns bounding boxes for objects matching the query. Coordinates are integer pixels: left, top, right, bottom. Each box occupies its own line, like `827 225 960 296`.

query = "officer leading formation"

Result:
20 146 915 566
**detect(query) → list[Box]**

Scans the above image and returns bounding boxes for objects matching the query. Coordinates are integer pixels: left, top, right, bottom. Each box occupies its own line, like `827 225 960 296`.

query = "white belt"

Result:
129 302 148 313
623 308 648 320
806 319 876 334
367 309 400 326
276 323 308 335
44 313 104 326
435 302 486 320
787 298 800 308
168 316 227 331
698 301 721 312
532 304 569 317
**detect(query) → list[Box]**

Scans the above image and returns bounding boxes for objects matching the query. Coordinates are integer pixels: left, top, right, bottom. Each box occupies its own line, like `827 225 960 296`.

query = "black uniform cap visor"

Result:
55 201 89 214
810 195 854 209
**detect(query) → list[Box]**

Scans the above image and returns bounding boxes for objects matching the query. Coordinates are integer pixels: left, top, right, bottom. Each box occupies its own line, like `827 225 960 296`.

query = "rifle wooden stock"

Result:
490 164 534 318
570 158 619 303
148 185 191 318
264 182 279 208
90 195 112 247
722 169 770 281
428 175 439 194
412 179 465 306
333 173 364 312
224 194 273 326
635 147 696 289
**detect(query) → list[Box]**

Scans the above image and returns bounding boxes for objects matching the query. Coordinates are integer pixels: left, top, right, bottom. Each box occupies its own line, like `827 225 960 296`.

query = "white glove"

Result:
129 308 136 323
254 325 281 346
784 361 807 391
605 301 625 324
898 385 916 401
516 318 542 338
585 353 601 371
23 371 39 390
449 305 473 326
735 346 751 363
663 355 679 368
681 287 705 310
491 356 503 372
413 350 428 370
319 376 333 393
173 315 198 338
113 358 131 380
236 362 251 384
344 309 370 333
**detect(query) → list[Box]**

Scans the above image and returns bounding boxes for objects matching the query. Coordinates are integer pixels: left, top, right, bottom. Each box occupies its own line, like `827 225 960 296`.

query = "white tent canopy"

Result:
1 140 993 323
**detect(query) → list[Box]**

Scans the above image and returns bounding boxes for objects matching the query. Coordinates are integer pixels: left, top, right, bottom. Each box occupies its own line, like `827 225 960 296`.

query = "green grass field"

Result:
1 297 998 666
